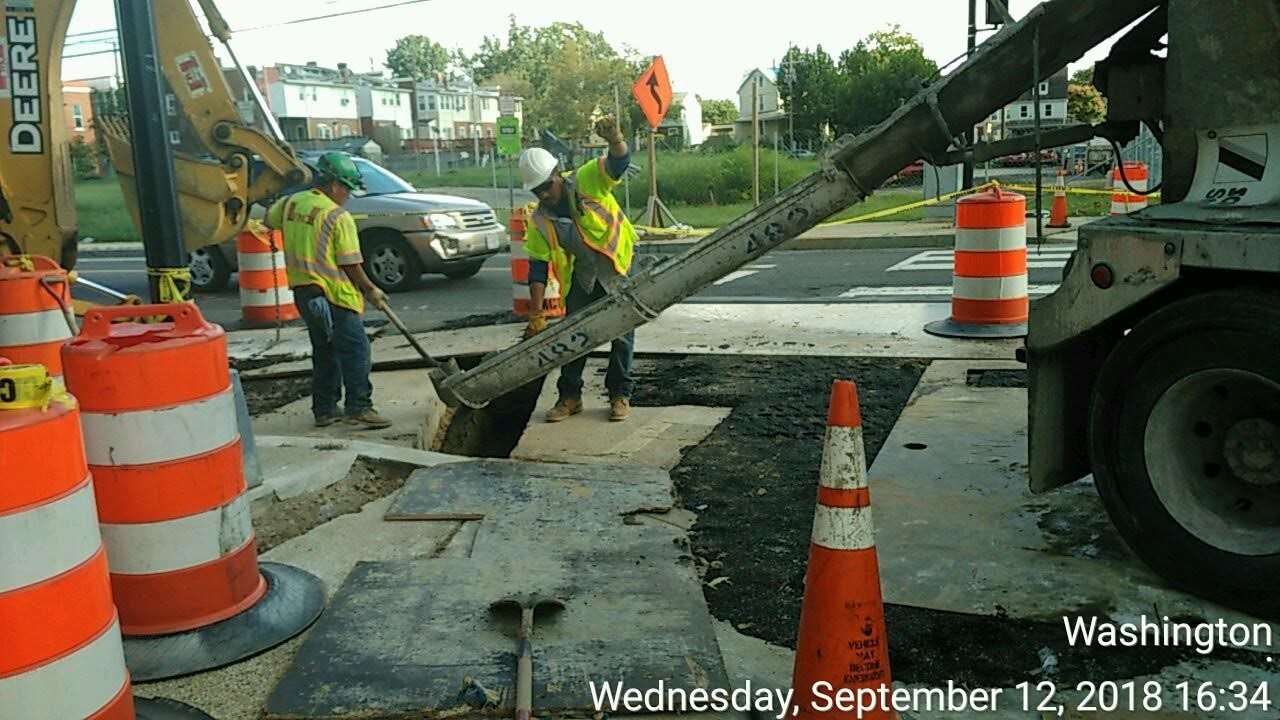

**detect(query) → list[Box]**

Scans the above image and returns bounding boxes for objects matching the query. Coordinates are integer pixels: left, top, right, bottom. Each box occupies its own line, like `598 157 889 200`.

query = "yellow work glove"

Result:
523 311 548 339
594 115 624 144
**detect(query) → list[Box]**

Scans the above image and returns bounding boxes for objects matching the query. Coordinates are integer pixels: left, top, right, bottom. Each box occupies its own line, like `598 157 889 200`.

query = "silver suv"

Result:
190 153 506 293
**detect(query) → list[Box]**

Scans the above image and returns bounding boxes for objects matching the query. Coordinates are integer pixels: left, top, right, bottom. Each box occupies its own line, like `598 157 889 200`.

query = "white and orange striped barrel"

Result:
237 228 300 326
951 188 1029 326
791 380 893 720
1110 161 1149 215
509 207 564 319
0 361 135 720
0 255 74 379
62 303 267 637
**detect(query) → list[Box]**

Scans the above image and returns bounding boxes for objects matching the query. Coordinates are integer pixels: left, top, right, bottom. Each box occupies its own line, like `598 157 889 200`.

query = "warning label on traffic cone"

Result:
1048 168 1071 228
790 380 894 720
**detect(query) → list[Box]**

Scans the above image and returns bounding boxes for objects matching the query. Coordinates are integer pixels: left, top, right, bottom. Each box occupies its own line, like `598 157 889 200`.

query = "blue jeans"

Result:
557 279 634 400
295 285 373 419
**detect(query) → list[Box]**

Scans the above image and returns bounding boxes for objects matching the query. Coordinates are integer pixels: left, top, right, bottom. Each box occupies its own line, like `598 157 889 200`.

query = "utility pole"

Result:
962 0 978 190
752 83 760 206
116 0 188 303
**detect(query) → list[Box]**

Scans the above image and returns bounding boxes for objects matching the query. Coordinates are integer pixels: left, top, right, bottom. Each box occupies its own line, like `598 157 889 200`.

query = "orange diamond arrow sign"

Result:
633 56 673 130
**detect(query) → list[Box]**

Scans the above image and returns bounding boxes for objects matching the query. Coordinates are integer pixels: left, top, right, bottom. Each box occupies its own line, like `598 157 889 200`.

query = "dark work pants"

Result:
556 279 635 400
295 285 374 419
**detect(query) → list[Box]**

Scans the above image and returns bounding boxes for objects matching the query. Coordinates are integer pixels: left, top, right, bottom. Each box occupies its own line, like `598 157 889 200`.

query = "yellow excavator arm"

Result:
0 0 78 269
0 0 309 271
100 0 311 253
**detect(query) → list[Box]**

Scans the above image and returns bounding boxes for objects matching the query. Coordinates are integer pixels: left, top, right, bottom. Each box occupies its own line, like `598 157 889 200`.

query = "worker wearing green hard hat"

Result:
315 151 366 191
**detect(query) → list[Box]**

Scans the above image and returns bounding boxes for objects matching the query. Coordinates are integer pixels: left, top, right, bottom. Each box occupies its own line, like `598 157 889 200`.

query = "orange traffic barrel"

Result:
61 303 324 681
509 207 565 319
791 380 894 720
0 360 135 720
237 227 300 327
1110 160 1149 215
924 187 1028 338
0 255 75 378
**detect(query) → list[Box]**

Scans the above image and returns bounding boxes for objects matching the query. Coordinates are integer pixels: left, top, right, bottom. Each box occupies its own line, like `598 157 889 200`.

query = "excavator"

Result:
3 0 1275 621
0 0 308 274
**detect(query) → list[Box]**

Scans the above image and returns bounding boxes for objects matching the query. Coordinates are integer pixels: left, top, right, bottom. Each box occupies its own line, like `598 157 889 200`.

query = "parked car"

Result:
788 148 817 159
190 152 506 293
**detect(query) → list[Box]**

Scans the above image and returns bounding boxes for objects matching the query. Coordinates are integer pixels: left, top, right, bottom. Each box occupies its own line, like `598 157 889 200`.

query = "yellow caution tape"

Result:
1003 183 1162 199
147 267 193 304
0 364 73 412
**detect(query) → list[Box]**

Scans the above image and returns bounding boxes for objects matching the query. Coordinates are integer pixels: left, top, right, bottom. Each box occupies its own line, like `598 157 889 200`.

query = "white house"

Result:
734 69 787 143
261 62 360 142
403 78 522 153
659 92 704 147
355 80 414 150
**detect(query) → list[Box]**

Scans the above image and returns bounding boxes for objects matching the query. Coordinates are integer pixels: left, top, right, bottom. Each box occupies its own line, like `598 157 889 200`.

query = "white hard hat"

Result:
519 148 559 191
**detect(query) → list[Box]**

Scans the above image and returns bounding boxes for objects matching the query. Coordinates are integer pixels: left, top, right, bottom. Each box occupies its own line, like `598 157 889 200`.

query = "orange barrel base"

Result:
925 188 1029 339
509 207 566 319
237 229 300 327
0 255 74 378
61 304 325 682
1110 161 1149 215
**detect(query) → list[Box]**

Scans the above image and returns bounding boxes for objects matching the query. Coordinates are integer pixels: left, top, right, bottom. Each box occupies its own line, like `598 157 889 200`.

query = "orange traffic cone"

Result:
791 380 894 720
1048 168 1071 228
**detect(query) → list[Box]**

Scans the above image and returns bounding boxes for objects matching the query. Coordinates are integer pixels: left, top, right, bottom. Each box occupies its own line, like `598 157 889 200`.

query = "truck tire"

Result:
363 231 422 293
1089 287 1280 620
189 246 232 293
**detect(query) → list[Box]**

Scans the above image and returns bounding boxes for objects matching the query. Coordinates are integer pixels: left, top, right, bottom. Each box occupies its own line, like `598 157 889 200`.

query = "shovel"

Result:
489 594 566 720
371 296 465 403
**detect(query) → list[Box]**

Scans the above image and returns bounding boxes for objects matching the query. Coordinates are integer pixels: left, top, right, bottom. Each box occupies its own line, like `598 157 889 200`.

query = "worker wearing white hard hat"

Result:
519 116 638 423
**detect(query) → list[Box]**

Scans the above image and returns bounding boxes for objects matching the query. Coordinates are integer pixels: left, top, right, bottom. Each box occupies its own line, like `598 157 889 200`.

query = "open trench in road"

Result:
239 352 1273 689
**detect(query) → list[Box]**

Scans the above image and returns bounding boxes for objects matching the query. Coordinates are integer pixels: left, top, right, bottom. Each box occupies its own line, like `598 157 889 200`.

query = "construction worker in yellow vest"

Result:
267 152 392 430
521 116 638 423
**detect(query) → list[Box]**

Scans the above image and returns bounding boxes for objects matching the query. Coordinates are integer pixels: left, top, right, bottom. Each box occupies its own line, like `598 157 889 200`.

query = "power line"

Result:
62 0 438 43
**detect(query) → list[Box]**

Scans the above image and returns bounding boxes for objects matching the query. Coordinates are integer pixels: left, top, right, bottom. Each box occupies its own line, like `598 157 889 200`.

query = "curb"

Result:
635 231 1078 255
77 242 144 257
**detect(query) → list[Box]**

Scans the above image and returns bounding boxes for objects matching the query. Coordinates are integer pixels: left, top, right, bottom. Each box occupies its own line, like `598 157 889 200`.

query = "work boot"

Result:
314 413 342 428
546 398 583 423
609 397 631 422
346 409 392 429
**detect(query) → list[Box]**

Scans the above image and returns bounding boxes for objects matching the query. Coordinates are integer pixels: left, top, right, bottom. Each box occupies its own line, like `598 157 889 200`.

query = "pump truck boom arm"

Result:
435 0 1160 409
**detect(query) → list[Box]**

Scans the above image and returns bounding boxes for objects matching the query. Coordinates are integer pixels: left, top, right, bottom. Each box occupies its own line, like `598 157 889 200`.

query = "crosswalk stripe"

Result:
888 247 1075 273
712 264 777 286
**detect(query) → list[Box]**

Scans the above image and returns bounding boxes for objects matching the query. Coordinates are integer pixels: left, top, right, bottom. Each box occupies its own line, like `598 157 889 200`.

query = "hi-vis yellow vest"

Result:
267 189 365 313
522 155 636 298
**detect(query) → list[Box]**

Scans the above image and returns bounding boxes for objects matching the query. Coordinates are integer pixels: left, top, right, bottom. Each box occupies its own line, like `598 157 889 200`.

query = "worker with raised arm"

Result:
519 116 639 423
267 152 392 430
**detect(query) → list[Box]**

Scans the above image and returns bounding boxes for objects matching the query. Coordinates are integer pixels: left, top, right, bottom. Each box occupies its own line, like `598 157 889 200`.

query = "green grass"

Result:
401 164 498 188
74 178 138 242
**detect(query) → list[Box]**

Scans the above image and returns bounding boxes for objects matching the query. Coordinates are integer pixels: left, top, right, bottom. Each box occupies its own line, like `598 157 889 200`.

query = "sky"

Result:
63 0 1121 101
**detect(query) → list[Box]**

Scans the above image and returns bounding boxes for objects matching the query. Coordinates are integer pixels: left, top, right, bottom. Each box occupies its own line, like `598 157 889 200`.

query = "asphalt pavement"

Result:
72 245 1075 332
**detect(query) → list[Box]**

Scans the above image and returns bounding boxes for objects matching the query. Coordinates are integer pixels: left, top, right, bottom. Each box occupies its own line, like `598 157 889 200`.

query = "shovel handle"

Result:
374 297 441 368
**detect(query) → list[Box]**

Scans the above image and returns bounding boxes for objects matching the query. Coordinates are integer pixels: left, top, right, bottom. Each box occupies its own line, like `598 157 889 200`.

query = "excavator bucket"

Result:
100 117 252 252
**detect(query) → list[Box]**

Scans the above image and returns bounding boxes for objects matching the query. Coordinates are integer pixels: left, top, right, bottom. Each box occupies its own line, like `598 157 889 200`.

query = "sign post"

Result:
632 56 680 228
496 100 522 214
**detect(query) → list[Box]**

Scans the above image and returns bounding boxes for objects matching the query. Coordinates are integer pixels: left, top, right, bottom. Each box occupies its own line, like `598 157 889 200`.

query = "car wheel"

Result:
441 260 485 280
1088 287 1280 619
189 246 231 292
362 232 422 293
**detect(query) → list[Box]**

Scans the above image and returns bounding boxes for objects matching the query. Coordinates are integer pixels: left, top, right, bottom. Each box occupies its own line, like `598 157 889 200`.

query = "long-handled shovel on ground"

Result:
371 296 465 404
489 594 566 720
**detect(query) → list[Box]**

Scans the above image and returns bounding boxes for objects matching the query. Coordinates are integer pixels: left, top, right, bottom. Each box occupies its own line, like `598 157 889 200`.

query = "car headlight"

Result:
421 213 457 230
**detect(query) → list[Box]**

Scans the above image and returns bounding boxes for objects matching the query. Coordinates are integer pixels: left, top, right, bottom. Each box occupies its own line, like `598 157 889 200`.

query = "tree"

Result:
836 26 938 136
1069 66 1094 85
777 45 841 146
700 97 737 125
1067 82 1106 124
69 136 98 178
385 35 451 79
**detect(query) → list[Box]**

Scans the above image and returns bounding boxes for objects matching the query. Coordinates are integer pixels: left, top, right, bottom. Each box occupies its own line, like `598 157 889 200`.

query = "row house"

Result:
259 62 362 142
400 78 522 154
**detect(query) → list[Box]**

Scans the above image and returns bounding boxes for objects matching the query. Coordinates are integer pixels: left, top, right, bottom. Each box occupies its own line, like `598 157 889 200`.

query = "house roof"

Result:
736 69 777 95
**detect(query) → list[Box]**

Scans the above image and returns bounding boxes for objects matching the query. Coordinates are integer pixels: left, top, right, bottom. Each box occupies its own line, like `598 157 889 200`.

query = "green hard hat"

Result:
316 152 364 191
